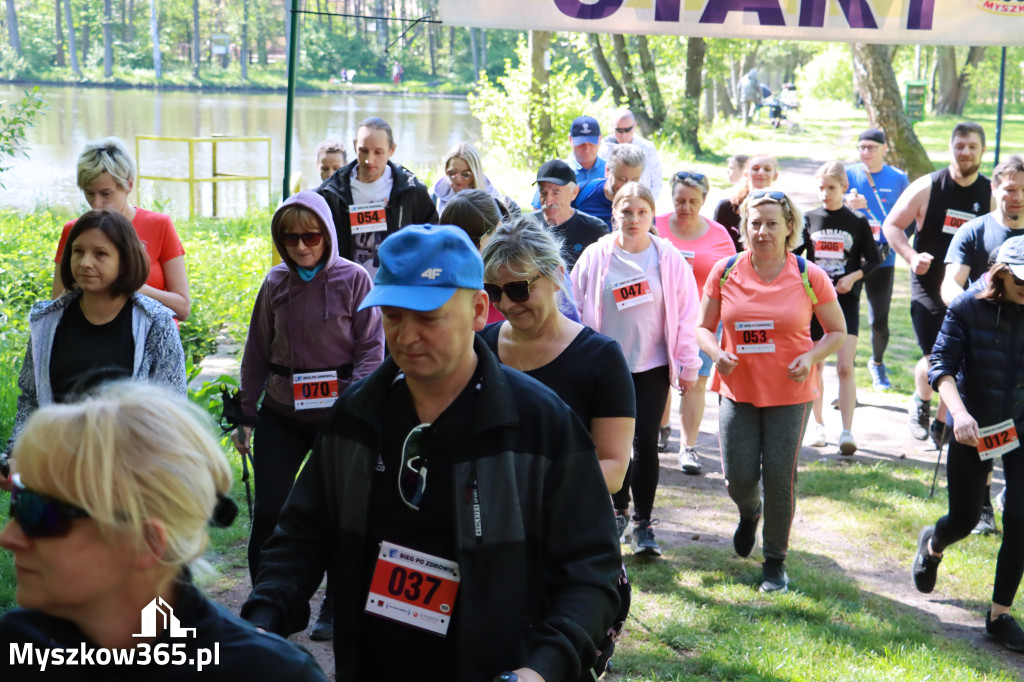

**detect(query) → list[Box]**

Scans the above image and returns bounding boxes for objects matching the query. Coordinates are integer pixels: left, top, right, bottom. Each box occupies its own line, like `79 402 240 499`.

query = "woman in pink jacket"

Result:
572 182 701 557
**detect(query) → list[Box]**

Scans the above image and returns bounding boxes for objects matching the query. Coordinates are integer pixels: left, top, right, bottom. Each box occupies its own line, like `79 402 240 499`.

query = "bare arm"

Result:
936 375 979 446
882 176 933 274
696 294 738 375
138 255 191 320
940 263 971 306
590 416 634 494
788 299 846 382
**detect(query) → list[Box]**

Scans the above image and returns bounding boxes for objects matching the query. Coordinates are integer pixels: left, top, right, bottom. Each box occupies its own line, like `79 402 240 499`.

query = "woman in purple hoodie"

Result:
232 190 385 639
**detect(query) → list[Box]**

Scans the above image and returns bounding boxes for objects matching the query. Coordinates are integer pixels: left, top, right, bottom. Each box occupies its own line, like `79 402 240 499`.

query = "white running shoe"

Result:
839 430 857 456
806 422 827 447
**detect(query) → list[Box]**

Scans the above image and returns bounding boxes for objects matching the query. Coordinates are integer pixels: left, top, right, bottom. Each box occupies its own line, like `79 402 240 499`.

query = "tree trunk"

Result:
851 43 934 180
588 34 626 106
470 27 478 81
192 0 200 79
682 37 705 155
715 78 736 118
5 0 21 56
65 0 80 75
704 77 716 125
480 28 486 75
933 46 986 115
119 0 126 41
611 34 655 134
374 0 387 77
636 36 665 129
241 0 248 80
82 13 91 64
55 0 66 67
529 30 551 154
103 0 113 77
149 0 160 77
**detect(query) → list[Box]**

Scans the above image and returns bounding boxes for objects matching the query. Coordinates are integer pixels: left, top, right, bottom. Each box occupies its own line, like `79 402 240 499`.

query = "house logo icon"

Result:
133 596 196 638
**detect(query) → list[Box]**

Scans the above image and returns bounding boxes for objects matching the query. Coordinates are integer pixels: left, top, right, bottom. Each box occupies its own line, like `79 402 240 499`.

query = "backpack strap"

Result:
719 252 818 304
719 254 741 288
795 255 819 304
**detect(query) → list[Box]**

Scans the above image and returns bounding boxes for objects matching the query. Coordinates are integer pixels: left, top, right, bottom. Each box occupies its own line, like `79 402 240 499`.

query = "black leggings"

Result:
612 365 670 522
932 441 1024 606
248 406 322 583
865 266 894 364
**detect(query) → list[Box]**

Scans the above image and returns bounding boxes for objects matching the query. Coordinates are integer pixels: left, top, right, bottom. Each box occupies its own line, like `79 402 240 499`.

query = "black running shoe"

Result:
657 425 671 453
930 419 949 450
760 557 788 593
912 525 942 593
733 514 760 558
986 611 1024 652
631 519 662 557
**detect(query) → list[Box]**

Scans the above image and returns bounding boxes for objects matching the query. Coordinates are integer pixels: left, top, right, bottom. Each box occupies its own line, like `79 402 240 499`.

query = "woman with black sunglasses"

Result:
233 190 385 639
0 381 328 680
431 142 520 216
655 170 737 474
912 236 1024 652
479 216 635 679
697 189 845 594
572 182 702 558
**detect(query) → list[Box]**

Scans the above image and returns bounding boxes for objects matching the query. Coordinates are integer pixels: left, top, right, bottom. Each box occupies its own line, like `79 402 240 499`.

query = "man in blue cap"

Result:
531 115 607 210
242 225 621 682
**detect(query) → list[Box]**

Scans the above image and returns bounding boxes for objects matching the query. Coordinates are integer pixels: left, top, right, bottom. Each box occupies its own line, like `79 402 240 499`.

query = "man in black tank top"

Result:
883 122 993 446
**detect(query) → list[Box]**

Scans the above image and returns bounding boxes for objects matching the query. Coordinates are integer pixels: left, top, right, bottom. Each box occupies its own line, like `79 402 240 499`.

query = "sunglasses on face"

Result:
483 274 541 304
399 424 432 511
282 232 323 247
614 125 634 134
1004 269 1024 286
9 474 91 538
858 144 882 152
748 189 787 202
446 169 473 180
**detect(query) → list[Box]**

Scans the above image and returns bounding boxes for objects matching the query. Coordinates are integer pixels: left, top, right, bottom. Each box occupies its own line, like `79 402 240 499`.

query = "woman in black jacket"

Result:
913 236 1024 652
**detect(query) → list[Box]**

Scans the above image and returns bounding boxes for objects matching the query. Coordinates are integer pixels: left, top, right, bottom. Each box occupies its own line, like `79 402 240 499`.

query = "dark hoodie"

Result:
317 159 438 262
239 191 385 423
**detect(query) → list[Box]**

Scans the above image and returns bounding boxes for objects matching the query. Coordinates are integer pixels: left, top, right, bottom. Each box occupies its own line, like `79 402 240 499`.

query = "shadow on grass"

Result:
615 542 1016 681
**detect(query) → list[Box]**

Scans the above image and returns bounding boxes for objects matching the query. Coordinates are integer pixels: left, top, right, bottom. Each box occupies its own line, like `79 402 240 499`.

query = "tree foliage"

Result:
0 87 47 189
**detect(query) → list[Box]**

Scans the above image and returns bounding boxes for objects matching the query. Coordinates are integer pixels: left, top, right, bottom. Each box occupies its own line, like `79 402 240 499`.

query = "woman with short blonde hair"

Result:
0 382 328 679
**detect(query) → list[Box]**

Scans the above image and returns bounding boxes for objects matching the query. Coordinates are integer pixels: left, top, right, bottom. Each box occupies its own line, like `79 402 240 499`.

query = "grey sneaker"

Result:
912 525 942 593
614 511 631 544
760 558 789 593
657 425 671 453
996 487 1007 513
679 447 702 475
909 395 930 440
309 596 334 641
986 611 1024 652
631 519 662 557
971 504 997 535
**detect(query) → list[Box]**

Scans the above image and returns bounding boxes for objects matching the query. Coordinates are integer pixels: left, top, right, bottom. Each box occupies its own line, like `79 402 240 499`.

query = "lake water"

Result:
0 85 480 217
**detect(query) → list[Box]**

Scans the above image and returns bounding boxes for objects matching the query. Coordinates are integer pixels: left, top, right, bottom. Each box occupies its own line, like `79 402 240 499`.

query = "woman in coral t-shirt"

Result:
655 170 736 476
51 137 190 321
697 189 845 594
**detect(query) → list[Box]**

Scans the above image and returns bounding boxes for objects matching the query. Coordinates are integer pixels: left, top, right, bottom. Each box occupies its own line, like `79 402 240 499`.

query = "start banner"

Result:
439 0 1024 47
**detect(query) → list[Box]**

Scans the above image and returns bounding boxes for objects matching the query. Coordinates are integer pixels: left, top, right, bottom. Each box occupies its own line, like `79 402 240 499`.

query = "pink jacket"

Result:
571 231 701 389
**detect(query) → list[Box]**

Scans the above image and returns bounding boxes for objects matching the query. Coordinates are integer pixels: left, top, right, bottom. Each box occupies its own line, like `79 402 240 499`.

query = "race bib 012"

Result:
977 419 1019 461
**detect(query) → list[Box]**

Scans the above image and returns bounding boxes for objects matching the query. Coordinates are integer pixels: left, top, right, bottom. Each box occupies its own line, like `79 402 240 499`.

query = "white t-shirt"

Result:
600 241 669 373
350 165 394 277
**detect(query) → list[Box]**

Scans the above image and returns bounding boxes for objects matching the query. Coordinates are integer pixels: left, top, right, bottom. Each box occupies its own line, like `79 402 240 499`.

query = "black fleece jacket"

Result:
241 337 622 682
316 159 438 259
930 280 1024 429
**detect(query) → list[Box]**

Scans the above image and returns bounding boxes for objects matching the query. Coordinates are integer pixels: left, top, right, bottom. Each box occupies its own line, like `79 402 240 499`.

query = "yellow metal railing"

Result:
135 135 273 218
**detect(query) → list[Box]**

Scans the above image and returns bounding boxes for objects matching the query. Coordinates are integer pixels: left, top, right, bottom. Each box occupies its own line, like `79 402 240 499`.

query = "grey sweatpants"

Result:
719 397 811 560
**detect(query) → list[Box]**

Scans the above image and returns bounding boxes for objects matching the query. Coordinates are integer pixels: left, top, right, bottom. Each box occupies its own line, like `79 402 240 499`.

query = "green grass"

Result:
612 460 1019 680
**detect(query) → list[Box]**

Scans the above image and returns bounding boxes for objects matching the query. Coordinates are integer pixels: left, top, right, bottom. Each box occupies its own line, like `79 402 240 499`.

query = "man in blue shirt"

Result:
531 116 607 209
572 144 646 230
845 128 909 391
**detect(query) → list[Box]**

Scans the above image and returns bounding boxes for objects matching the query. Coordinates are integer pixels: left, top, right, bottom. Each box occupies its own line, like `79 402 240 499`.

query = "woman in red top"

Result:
655 171 736 475
51 137 191 321
698 189 845 593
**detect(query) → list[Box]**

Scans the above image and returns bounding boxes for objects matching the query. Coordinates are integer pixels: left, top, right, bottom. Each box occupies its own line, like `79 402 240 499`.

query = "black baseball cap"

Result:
859 128 886 145
533 160 577 186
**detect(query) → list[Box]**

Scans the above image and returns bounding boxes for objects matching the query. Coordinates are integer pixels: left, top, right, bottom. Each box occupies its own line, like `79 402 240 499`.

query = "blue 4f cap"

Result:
357 224 485 312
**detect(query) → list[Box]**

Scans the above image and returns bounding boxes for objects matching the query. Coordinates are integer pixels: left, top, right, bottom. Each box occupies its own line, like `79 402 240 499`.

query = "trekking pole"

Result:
218 384 257 522
930 422 950 499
